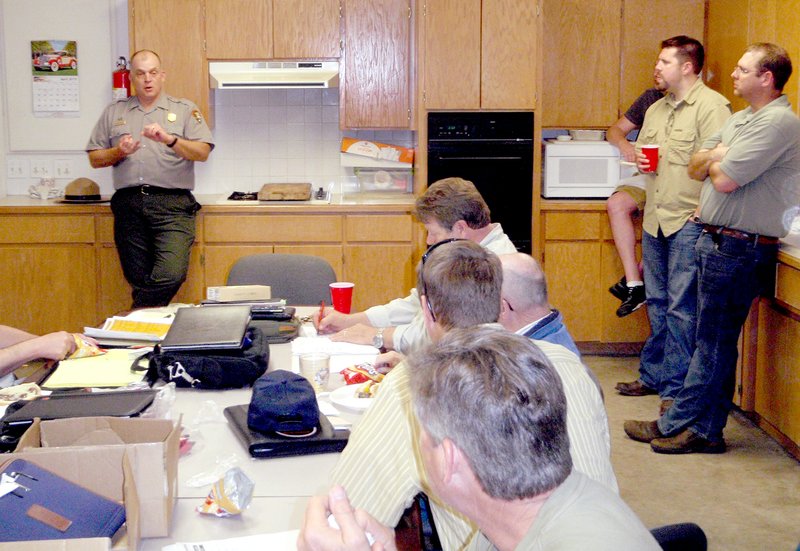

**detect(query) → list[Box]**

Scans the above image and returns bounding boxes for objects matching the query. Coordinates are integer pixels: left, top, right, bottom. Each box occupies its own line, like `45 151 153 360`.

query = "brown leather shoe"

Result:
659 399 674 416
623 420 663 443
650 430 726 454
615 379 658 396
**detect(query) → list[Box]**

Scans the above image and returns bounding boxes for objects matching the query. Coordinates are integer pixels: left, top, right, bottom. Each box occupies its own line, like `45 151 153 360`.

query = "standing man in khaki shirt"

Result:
615 36 730 414
86 50 214 308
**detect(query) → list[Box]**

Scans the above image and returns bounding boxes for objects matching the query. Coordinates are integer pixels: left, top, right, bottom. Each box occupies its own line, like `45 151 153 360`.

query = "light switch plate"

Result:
7 159 29 178
30 159 52 178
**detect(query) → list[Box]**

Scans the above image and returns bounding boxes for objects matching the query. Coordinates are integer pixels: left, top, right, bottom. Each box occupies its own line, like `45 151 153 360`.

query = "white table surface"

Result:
142 307 372 549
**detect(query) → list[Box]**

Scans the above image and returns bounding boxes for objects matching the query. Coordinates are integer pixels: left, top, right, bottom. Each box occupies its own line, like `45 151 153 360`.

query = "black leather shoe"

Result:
623 420 663 443
659 399 674 416
650 430 726 454
609 276 627 300
615 379 658 396
616 285 646 317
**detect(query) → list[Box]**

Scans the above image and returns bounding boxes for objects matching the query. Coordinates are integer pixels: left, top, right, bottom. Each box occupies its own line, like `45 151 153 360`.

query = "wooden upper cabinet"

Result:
341 0 412 128
541 0 621 127
129 0 210 121
273 0 341 58
422 0 537 110
206 0 273 59
620 0 705 116
206 0 340 60
422 0 481 109
480 0 537 109
706 0 800 116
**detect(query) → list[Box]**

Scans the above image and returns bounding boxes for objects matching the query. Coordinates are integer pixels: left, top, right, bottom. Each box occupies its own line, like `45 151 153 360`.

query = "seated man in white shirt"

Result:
0 325 79 387
299 327 658 551
314 177 516 355
327 240 616 551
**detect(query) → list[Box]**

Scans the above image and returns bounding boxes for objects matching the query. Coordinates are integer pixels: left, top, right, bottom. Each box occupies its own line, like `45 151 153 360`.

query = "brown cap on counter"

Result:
64 178 101 200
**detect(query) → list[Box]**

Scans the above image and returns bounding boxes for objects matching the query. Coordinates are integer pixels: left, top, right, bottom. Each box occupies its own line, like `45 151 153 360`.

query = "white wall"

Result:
2 0 414 198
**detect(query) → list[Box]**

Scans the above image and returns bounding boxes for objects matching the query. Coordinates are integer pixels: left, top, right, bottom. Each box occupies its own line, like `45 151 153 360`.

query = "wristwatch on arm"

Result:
373 328 386 353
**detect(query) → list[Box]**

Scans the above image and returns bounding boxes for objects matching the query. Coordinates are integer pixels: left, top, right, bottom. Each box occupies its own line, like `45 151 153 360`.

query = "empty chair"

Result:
226 254 337 305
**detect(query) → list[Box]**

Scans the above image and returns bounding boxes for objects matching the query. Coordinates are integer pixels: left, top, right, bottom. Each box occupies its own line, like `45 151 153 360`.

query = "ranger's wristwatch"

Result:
372 328 385 351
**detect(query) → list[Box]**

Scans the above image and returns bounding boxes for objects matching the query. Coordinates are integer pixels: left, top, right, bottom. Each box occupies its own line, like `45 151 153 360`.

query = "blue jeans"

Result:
658 231 778 440
639 220 702 398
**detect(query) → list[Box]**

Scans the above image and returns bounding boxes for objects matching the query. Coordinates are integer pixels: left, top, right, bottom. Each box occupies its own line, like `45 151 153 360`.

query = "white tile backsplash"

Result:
5 87 414 197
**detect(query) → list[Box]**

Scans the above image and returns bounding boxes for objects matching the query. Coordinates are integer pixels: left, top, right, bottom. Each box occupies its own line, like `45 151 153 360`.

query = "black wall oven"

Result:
427 112 534 253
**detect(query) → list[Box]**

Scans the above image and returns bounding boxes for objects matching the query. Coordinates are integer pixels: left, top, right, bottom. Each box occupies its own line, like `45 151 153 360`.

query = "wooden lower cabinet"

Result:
0 213 97 334
748 256 800 457
0 246 97 334
754 299 800 453
344 244 415 312
541 207 650 343
202 210 419 313
0 205 419 334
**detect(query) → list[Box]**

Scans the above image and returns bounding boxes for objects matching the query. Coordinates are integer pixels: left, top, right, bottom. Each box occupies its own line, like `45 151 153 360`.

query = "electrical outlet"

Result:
54 159 74 178
30 159 52 178
7 159 30 178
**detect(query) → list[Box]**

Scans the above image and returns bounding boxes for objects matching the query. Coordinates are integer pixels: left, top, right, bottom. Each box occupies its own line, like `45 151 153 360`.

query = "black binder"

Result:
1 390 157 429
0 459 126 542
159 305 252 352
224 404 349 459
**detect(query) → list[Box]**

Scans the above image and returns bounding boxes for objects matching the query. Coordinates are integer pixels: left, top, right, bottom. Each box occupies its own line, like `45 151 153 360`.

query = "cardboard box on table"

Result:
12 415 180 540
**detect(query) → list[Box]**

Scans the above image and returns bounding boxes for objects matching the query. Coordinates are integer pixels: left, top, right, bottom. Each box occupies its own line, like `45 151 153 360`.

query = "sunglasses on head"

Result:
420 238 466 322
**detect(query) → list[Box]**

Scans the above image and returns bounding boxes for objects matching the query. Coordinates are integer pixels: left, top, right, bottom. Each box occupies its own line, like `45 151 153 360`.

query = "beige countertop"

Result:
0 192 416 212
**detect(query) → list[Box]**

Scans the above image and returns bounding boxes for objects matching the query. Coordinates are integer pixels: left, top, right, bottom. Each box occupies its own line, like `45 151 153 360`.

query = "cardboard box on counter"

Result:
341 137 414 164
207 284 271 302
15 415 180 539
0 445 139 550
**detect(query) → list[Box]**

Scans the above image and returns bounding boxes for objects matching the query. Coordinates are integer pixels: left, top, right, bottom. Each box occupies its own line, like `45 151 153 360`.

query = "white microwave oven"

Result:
543 140 636 198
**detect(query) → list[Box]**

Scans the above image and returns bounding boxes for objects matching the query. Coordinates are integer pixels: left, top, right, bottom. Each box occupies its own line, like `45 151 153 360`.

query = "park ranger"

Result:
87 49 213 308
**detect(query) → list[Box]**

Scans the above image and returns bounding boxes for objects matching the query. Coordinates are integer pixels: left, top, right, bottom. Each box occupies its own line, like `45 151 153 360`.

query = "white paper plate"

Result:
330 385 375 413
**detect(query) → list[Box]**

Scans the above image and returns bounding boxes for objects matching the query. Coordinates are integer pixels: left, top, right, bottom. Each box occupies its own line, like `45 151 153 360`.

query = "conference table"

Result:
139 307 371 550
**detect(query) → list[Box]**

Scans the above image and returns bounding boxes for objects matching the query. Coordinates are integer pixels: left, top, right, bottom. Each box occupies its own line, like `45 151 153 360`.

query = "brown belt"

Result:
702 223 780 246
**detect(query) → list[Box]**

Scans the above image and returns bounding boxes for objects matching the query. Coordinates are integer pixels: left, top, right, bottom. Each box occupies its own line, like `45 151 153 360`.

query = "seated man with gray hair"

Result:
298 327 658 551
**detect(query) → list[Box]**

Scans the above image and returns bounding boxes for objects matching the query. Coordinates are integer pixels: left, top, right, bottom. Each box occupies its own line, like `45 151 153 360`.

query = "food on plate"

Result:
341 363 384 385
356 380 380 399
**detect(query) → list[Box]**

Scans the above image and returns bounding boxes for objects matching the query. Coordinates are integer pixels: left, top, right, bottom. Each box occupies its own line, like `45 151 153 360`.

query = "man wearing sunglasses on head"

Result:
328 240 616 551
314 177 516 355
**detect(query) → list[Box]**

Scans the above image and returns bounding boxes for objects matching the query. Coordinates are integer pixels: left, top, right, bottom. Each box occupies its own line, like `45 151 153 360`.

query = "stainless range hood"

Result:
209 61 339 89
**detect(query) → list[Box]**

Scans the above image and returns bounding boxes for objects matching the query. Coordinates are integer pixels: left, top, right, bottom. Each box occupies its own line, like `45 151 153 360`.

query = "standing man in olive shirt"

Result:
615 36 730 414
86 50 214 308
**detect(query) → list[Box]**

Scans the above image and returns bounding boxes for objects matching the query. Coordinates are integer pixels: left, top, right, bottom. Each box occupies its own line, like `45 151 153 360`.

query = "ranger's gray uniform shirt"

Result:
86 94 214 190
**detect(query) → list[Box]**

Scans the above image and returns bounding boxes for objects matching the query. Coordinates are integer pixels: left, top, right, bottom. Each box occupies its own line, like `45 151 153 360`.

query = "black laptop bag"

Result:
145 327 269 389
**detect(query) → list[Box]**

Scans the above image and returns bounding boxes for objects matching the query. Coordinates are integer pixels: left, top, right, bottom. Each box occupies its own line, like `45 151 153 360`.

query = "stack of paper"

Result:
84 313 173 346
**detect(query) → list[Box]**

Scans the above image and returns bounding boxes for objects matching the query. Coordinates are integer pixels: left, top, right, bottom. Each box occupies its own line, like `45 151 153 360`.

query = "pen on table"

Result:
319 300 326 322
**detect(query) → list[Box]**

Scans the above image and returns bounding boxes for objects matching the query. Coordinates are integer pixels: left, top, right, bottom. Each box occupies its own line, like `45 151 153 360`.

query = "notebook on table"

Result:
0 458 126 541
224 404 349 459
159 305 252 352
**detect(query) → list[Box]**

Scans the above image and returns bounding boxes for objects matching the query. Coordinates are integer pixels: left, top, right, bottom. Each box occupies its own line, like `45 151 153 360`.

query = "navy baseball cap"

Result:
248 370 319 436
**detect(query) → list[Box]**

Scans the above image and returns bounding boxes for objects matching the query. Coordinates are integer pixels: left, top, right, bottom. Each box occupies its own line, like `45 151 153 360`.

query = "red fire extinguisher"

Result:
112 56 131 101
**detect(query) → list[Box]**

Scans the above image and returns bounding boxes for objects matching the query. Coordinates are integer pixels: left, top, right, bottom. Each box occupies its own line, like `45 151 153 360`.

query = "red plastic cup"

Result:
330 282 355 314
641 144 659 173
